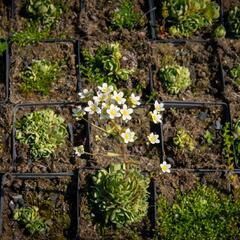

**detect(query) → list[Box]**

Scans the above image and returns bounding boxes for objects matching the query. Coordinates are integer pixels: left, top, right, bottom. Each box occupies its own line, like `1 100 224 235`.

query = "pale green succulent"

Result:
162 0 220 37
26 0 62 26
90 163 149 229
13 206 46 235
213 25 226 38
173 128 195 151
159 64 191 95
16 109 68 159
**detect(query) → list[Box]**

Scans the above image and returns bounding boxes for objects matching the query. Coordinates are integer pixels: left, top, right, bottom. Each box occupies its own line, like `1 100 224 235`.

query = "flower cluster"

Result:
73 83 171 173
149 101 165 124
76 83 140 144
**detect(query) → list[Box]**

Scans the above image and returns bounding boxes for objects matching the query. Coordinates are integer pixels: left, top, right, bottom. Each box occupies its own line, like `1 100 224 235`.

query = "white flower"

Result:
148 133 160 144
93 92 105 104
154 101 165 112
112 91 126 105
84 101 101 115
160 161 171 173
120 104 133 122
74 145 85 157
72 106 86 120
129 93 141 108
106 104 121 119
121 128 136 143
150 110 162 124
98 83 113 94
78 89 89 99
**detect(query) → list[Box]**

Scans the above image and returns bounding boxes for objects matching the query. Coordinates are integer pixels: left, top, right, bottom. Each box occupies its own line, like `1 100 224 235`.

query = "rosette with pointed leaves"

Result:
89 163 149 229
159 64 191 95
161 0 220 37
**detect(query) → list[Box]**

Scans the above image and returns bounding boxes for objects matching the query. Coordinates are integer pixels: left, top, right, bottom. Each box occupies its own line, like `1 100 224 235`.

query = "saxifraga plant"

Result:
13 206 46 235
89 163 149 230
110 0 142 30
233 119 240 163
11 25 50 47
19 59 61 95
16 109 68 159
81 42 134 86
159 64 191 95
161 0 220 37
228 6 240 37
26 0 63 27
173 128 195 151
230 63 240 85
222 122 234 165
154 185 240 240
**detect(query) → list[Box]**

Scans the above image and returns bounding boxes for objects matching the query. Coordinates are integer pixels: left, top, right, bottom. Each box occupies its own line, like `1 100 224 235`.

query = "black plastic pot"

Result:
9 39 81 104
0 170 80 239
78 166 156 239
158 101 236 168
11 102 90 171
151 168 240 233
147 0 223 41
86 105 162 170
149 40 225 102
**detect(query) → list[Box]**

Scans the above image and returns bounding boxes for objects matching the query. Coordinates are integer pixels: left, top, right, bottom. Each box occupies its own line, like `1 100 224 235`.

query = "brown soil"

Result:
14 0 81 38
79 169 151 240
155 170 236 203
10 42 78 104
151 42 221 102
218 39 240 121
0 1 10 38
90 106 161 171
162 105 226 168
154 0 221 40
2 175 78 240
0 105 12 172
222 0 240 12
14 104 88 173
79 0 151 96
79 0 148 40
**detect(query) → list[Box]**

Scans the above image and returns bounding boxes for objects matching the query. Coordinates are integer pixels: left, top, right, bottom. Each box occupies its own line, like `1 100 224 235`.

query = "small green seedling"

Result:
110 0 142 30
230 63 240 85
203 130 214 145
228 6 240 37
159 64 191 95
173 128 195 151
20 59 61 95
13 206 46 235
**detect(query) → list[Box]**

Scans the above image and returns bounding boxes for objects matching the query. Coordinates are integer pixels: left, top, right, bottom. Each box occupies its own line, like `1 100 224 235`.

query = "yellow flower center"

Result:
162 165 168 171
109 109 116 116
122 109 128 116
